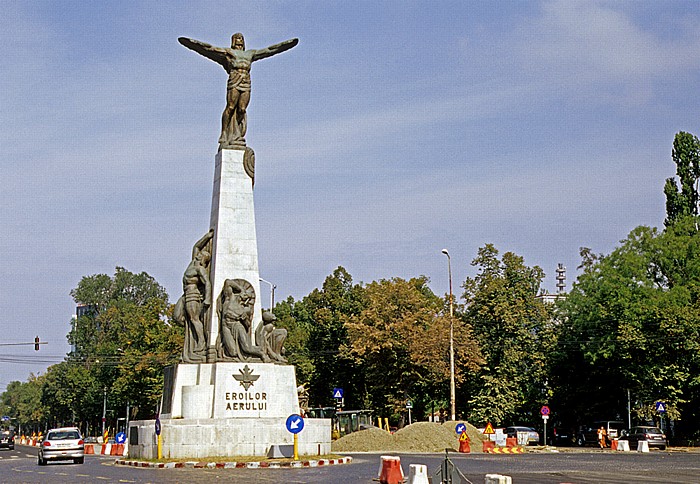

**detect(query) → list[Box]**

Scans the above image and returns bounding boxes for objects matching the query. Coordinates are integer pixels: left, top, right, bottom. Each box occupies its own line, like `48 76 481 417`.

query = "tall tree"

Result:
67 267 179 424
342 276 481 422
300 267 365 408
664 131 700 226
462 245 554 425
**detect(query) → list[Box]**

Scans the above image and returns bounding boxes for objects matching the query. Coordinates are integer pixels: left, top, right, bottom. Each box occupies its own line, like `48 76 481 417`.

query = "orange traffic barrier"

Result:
505 437 517 448
85 444 94 454
458 432 471 453
110 443 124 456
611 439 618 451
482 440 495 453
379 456 404 484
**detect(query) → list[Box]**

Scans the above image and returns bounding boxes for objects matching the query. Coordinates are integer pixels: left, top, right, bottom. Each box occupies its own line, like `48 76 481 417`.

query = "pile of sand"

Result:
331 421 485 453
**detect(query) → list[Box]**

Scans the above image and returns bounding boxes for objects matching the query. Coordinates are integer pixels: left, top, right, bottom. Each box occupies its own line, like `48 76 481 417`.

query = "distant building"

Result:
536 263 567 304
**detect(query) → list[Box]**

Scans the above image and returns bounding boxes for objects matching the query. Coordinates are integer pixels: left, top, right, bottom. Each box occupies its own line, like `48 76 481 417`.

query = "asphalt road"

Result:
2 445 699 483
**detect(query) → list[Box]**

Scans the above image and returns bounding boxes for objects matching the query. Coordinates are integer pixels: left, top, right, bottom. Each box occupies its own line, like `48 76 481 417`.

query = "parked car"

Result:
619 426 667 450
552 427 576 446
0 430 14 450
505 426 540 445
37 427 84 465
576 420 625 446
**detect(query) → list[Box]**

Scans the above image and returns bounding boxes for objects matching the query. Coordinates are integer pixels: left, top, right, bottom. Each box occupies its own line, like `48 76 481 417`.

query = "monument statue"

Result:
178 33 299 150
256 311 288 363
216 278 268 362
173 229 214 363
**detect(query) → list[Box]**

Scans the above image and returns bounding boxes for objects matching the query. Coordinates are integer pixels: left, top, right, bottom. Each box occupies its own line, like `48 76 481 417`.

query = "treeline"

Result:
2 132 699 443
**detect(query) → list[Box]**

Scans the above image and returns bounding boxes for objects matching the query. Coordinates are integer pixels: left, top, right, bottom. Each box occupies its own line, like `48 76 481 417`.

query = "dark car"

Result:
619 426 667 450
0 430 14 450
576 420 625 446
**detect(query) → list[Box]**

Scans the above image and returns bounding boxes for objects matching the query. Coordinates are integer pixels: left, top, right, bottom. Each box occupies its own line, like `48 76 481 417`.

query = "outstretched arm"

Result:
191 228 214 259
252 38 299 61
178 37 230 67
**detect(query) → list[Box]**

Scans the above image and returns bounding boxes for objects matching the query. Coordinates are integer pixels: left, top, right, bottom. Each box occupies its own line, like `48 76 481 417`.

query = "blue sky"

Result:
2 1 699 391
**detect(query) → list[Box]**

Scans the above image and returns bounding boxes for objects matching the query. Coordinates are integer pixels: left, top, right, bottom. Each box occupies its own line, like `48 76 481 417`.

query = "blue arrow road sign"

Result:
655 401 667 413
332 388 344 399
286 414 305 434
455 423 466 435
155 418 161 436
115 431 126 444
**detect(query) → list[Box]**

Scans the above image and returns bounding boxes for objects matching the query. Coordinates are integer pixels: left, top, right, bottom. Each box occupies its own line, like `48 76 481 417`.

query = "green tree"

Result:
342 276 481 423
462 245 554 426
298 267 366 409
664 131 700 226
554 222 700 437
67 267 179 426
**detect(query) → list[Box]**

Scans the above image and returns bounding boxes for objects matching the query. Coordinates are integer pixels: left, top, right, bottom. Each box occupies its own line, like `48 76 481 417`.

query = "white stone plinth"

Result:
128 417 331 459
162 362 300 419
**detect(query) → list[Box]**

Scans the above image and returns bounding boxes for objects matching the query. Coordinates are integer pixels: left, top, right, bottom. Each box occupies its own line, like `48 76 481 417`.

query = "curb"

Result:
115 456 353 469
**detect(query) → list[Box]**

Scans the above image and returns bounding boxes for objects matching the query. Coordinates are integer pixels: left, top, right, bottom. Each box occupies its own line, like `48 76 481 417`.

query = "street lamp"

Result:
441 249 456 422
259 278 276 311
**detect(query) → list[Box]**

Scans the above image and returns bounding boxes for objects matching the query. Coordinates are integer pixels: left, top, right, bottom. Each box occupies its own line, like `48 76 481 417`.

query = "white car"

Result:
38 427 84 465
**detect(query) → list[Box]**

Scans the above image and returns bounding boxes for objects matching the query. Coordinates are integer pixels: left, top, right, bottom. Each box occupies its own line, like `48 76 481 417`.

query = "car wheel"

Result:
660 445 666 451
74 457 84 464
576 436 585 447
37 455 46 466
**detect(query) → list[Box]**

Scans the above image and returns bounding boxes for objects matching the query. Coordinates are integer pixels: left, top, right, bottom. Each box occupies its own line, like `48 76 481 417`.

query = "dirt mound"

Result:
331 427 394 452
331 421 486 453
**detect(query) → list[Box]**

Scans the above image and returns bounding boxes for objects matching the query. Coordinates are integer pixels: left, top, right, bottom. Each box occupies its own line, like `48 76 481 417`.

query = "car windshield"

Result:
644 428 663 434
48 431 80 440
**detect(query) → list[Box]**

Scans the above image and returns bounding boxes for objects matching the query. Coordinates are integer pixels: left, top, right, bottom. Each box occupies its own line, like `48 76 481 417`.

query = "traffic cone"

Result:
379 455 404 484
459 431 471 453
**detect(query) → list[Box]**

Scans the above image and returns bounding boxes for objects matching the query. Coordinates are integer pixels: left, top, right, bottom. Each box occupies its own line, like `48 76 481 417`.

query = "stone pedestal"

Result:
161 362 300 419
128 362 331 459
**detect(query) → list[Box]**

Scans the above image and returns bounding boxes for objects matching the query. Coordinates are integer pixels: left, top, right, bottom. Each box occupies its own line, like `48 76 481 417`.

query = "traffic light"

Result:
34 336 40 351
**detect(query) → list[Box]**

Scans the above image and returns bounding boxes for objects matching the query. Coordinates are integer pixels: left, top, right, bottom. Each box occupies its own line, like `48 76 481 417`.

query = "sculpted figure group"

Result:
174 231 287 364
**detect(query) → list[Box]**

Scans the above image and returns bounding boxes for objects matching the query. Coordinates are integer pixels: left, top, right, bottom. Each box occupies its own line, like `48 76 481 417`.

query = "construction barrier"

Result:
110 443 124 456
637 440 649 453
378 455 404 484
485 474 513 484
611 439 618 451
617 440 630 452
505 437 517 448
459 438 471 453
101 444 111 455
482 440 495 453
85 444 94 454
407 464 429 484
490 447 524 454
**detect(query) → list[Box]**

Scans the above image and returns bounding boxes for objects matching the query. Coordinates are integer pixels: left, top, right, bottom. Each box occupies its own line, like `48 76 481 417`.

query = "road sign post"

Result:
540 406 551 446
155 417 162 459
286 414 304 460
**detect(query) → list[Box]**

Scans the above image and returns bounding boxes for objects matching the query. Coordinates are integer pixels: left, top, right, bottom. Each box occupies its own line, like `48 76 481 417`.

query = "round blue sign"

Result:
115 431 126 444
286 414 304 434
455 423 466 435
155 417 161 436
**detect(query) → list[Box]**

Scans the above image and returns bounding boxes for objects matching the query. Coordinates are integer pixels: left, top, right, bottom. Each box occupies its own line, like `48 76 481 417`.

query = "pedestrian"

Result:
597 426 607 449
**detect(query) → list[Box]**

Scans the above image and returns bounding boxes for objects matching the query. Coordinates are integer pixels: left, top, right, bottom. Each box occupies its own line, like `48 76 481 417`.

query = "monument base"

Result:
161 362 300 419
127 362 331 459
127 416 331 459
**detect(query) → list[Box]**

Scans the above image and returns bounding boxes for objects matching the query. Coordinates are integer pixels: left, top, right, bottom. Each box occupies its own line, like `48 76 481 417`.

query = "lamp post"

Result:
441 249 456 421
102 387 107 439
259 278 276 311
